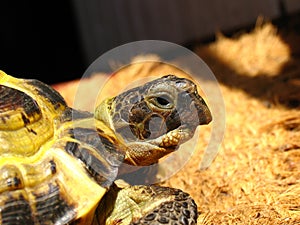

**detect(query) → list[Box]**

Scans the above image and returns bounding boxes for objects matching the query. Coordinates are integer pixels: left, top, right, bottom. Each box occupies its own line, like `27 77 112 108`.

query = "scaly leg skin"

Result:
94 181 198 225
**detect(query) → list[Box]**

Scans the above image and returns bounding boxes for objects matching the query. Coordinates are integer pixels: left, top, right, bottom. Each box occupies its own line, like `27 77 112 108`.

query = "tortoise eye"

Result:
152 94 174 109
156 96 170 106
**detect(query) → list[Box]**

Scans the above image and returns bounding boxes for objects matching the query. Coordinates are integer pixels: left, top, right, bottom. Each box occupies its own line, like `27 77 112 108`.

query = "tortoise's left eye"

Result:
156 96 170 106
151 93 174 109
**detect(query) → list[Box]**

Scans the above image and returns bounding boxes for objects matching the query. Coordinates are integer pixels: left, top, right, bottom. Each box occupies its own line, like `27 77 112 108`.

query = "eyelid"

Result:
148 92 174 109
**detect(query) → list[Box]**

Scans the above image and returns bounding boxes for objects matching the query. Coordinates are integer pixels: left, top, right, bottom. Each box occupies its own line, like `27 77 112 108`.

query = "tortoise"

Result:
0 70 212 225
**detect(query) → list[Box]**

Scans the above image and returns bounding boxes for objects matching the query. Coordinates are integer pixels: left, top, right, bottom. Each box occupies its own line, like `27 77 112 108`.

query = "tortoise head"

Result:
95 75 212 166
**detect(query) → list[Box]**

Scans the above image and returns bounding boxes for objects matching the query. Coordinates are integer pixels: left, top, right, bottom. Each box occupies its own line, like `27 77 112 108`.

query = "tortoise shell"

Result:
0 71 125 224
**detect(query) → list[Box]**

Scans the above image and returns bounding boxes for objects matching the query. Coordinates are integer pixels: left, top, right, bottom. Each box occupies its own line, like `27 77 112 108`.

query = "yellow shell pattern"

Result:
0 71 124 224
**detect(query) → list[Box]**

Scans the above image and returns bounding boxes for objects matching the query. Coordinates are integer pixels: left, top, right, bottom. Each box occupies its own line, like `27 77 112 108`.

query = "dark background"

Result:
0 1 297 85
0 1 85 84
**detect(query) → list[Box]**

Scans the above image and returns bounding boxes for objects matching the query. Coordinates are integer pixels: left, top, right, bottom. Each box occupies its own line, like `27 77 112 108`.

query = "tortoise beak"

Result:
186 88 212 126
196 95 212 125
179 79 212 126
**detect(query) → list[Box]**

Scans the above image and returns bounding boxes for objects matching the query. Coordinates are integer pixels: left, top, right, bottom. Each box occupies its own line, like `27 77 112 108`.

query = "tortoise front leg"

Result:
94 182 198 225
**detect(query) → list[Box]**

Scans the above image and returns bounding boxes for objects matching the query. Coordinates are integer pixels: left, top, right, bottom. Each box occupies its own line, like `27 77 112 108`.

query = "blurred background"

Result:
0 0 299 84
